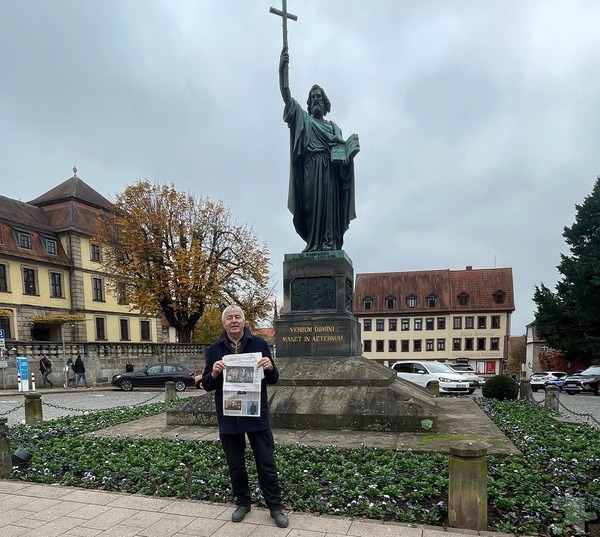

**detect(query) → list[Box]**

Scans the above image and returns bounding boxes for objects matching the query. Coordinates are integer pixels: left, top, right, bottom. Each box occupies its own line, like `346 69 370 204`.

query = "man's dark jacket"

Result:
201 327 278 434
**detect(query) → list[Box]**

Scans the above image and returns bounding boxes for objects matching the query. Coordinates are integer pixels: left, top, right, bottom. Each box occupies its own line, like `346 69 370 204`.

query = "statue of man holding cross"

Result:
271 1 359 253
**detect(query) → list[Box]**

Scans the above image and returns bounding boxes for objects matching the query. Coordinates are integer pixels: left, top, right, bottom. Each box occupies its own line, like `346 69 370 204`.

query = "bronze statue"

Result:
278 46 359 252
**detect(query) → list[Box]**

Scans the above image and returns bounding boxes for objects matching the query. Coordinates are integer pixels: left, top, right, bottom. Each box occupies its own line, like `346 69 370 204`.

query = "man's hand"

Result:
211 360 226 379
258 357 273 372
279 46 289 70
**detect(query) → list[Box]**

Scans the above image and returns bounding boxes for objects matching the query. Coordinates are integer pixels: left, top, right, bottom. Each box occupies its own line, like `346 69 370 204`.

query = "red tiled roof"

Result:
354 267 514 314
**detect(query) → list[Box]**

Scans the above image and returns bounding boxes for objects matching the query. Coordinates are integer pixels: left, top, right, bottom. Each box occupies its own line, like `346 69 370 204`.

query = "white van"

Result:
391 360 470 395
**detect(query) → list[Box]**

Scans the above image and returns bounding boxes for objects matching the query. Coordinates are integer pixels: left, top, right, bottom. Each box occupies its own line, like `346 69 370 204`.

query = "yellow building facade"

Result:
0 170 161 344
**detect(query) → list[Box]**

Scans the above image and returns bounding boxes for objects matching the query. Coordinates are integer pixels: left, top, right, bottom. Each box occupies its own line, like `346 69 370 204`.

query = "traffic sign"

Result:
0 328 4 348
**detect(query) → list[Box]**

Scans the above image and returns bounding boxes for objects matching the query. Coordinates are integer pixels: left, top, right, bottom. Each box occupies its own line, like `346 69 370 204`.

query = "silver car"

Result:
446 363 485 394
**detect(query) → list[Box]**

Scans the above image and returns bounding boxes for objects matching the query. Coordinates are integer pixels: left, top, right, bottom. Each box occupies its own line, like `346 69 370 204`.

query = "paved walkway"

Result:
0 479 513 537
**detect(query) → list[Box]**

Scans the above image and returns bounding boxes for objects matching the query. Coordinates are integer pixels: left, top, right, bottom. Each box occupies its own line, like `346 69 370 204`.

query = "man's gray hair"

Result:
222 305 245 322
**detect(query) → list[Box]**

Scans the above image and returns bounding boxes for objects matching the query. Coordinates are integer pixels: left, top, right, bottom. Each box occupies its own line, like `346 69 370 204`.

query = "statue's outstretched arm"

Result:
279 46 291 105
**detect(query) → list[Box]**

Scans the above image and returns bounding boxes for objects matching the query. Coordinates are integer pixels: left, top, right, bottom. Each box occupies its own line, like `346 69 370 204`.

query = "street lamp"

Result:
162 327 169 363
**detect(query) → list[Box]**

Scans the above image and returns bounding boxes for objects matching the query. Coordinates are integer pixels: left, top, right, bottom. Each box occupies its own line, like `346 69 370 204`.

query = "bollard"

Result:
0 417 12 477
24 393 43 425
448 441 488 530
519 378 534 401
164 381 178 402
544 384 560 413
428 380 440 397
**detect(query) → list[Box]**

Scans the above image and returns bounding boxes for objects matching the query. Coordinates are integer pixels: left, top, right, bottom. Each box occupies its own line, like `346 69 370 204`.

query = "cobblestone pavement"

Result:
531 389 600 428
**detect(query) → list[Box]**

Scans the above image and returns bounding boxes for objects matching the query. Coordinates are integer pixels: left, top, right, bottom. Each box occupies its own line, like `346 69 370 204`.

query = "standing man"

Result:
72 355 91 389
200 305 288 528
39 355 54 388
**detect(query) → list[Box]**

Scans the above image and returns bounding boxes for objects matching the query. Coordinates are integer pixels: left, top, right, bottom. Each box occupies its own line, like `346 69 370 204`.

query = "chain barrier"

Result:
0 402 25 416
556 398 600 429
40 391 167 414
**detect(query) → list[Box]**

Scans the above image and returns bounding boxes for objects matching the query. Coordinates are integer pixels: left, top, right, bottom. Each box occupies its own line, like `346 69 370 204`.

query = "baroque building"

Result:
353 266 514 376
0 169 161 344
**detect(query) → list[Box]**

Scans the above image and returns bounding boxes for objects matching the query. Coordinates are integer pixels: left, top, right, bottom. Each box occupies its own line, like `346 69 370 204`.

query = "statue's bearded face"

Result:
307 85 331 119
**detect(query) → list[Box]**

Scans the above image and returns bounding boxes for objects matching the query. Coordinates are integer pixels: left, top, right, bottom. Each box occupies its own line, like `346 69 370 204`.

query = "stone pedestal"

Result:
275 251 360 357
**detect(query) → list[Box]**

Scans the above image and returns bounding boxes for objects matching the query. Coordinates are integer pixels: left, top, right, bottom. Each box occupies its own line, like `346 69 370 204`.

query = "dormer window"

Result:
363 297 373 310
45 239 57 255
406 295 417 308
427 294 437 307
493 290 505 304
18 232 31 249
458 292 469 306
385 296 395 309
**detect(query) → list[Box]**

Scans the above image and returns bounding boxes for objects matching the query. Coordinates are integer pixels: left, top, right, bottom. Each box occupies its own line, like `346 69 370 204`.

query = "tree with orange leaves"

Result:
95 181 273 343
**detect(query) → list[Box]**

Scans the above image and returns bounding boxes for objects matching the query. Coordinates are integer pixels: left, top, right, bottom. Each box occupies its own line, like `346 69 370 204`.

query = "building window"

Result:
453 316 462 329
50 272 63 298
363 297 372 310
413 339 422 352
92 277 105 301
458 292 469 306
477 316 487 329
490 337 500 351
120 318 130 341
376 340 384 352
0 264 8 292
389 319 397 331
425 318 435 330
453 338 461 351
426 339 434 351
406 295 417 308
91 243 102 262
437 317 446 330
95 317 106 340
493 290 505 304
491 316 501 329
0 315 12 338
385 296 395 309
427 294 437 307
401 339 409 352
465 316 474 329
437 338 446 351
414 318 422 330
401 318 409 331
477 338 486 351
465 338 474 351
376 319 384 331
45 239 58 255
389 340 397 353
140 320 151 341
364 319 372 331
18 232 31 249
23 268 37 295
363 340 372 352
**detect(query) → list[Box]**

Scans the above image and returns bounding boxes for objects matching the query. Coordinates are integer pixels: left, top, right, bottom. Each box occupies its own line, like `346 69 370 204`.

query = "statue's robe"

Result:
284 98 356 252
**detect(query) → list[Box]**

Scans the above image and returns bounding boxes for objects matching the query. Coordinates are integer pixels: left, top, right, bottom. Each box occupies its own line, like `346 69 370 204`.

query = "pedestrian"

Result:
39 355 54 388
64 357 76 389
72 355 91 389
125 361 134 373
199 305 288 528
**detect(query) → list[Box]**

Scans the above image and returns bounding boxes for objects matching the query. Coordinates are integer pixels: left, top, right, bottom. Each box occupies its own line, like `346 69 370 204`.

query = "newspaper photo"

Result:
222 352 264 417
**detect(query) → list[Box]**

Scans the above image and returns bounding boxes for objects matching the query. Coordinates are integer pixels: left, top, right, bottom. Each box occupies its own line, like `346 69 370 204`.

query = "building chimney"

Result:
466 266 473 270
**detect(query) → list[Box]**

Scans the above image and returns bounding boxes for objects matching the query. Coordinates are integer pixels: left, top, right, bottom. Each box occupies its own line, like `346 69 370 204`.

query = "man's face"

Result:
223 309 245 341
310 89 324 117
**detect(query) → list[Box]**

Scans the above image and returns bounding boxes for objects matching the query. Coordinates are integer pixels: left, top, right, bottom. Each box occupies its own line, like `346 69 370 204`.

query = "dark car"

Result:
111 363 196 392
562 366 600 396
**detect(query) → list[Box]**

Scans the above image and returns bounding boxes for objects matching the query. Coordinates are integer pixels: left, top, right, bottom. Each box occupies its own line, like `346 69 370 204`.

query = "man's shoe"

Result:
270 510 289 528
231 505 251 523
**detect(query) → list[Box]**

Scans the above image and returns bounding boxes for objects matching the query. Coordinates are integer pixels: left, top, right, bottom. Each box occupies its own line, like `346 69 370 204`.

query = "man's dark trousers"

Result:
220 429 282 509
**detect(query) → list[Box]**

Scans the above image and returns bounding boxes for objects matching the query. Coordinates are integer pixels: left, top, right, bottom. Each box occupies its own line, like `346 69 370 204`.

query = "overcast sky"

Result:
2 0 600 335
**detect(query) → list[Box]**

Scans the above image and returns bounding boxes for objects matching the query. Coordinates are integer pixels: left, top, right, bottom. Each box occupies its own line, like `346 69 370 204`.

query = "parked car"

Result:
112 363 196 392
446 363 485 394
562 366 600 396
529 371 568 392
391 360 470 395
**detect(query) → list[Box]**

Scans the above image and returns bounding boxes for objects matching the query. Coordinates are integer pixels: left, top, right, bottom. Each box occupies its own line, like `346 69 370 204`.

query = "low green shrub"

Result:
481 374 519 400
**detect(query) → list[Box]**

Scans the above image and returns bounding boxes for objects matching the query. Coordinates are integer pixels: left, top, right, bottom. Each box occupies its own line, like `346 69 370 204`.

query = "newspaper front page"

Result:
222 352 264 417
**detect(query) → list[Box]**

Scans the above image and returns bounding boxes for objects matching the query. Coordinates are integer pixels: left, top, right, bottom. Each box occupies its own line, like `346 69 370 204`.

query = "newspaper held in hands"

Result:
222 352 264 417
